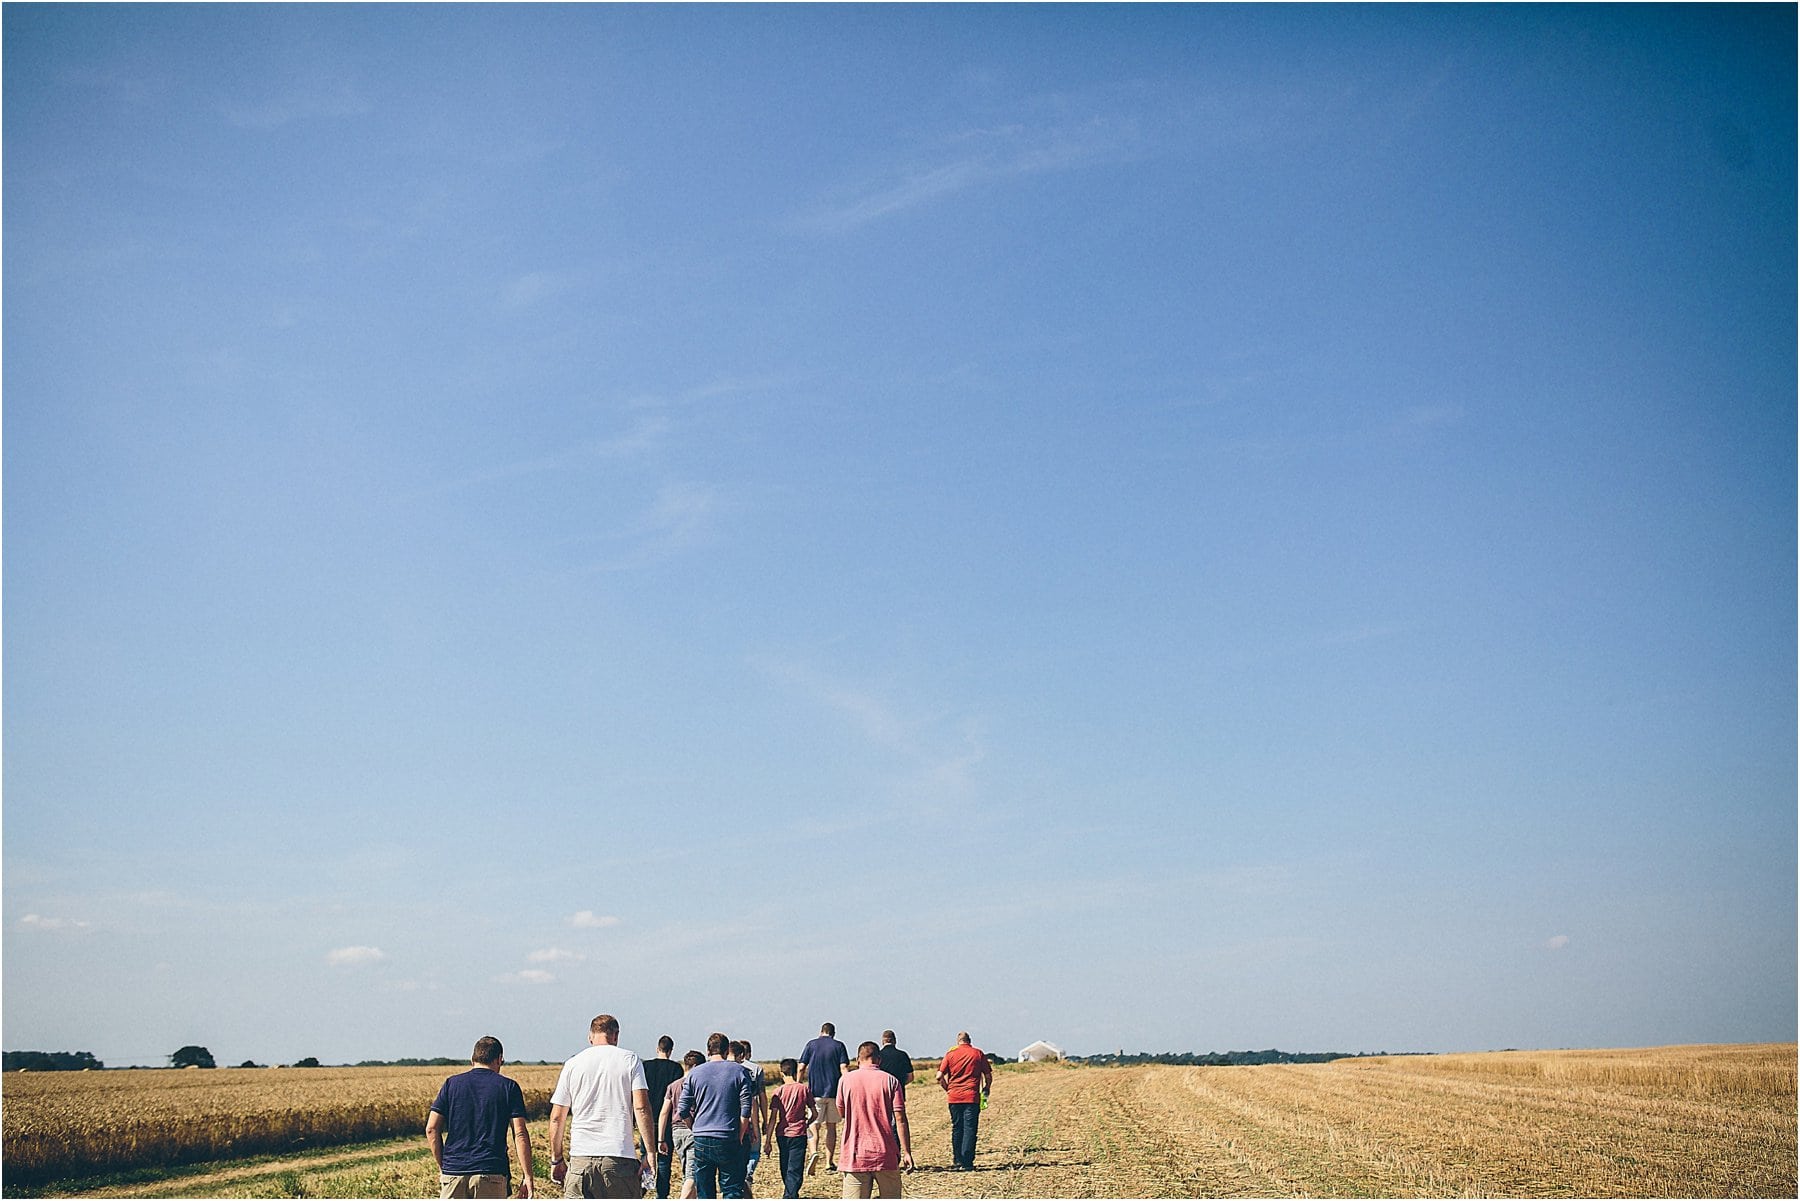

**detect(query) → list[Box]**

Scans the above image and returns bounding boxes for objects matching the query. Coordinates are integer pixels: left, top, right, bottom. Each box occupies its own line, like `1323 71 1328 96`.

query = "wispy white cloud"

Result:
500 270 573 310
417 415 670 499
750 655 990 824
325 945 386 967
568 911 621 930
752 657 916 751
495 969 556 985
796 115 1140 233
527 947 582 963
1545 934 1572 951
17 913 93 933
222 81 372 130
583 482 719 572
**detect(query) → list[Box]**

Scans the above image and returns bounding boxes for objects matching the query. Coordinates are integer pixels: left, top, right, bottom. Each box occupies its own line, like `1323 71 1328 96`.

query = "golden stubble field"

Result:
5 1044 1795 1198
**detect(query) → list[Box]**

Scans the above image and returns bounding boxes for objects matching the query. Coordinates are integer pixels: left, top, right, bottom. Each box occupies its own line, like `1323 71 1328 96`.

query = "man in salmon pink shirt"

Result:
837 1041 914 1198
934 1032 992 1172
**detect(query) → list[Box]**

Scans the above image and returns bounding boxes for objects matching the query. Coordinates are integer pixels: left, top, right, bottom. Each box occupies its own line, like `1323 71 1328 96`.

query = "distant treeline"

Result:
4 1050 103 1072
1075 1049 1397 1066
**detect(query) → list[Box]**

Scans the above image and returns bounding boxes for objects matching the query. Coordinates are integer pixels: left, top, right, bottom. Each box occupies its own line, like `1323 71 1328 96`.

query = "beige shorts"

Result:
440 1173 509 1199
841 1169 902 1198
564 1155 641 1199
810 1096 841 1127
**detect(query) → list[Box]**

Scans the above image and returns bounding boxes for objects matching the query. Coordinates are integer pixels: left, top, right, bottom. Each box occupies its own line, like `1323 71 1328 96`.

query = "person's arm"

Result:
980 1056 993 1096
936 1063 950 1092
895 1108 914 1171
512 1116 535 1198
738 1071 755 1143
548 1104 570 1186
659 1090 674 1156
633 1088 655 1161
426 1109 446 1171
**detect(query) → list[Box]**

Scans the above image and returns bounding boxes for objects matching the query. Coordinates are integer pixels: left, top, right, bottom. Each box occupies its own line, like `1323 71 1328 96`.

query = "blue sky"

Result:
4 4 1793 1068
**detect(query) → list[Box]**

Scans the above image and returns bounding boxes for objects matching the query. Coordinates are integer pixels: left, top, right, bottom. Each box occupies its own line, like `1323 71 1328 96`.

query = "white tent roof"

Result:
1018 1040 1064 1059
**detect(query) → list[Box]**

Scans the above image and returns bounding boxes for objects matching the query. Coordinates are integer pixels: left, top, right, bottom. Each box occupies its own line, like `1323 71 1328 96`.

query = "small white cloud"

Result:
326 945 386 967
496 969 556 985
18 914 92 932
1545 934 1571 951
501 270 569 310
527 947 582 963
568 911 621 929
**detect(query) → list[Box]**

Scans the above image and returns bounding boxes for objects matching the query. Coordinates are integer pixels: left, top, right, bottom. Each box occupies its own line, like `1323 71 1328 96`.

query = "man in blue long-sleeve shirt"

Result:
676 1033 753 1199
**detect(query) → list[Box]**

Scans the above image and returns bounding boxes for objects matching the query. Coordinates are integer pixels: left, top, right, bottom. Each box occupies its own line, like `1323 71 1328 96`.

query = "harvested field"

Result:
8 1044 1795 1198
2 1064 566 1186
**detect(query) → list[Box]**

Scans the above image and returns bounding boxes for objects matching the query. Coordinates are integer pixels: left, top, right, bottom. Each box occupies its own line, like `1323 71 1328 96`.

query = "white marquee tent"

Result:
1018 1040 1064 1062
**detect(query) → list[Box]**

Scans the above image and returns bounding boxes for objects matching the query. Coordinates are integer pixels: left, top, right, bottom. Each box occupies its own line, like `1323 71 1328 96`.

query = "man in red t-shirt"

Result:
934 1033 992 1172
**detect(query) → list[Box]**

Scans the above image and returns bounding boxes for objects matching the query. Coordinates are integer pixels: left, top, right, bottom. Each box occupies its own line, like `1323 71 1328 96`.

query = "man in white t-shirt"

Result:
549 1013 656 1199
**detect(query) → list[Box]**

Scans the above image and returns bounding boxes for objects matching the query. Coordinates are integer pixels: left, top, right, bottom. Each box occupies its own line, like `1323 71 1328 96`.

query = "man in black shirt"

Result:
642 1035 685 1197
875 1031 914 1088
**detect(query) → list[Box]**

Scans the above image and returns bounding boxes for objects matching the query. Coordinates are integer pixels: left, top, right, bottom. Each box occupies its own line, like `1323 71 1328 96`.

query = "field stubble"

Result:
6 1044 1794 1198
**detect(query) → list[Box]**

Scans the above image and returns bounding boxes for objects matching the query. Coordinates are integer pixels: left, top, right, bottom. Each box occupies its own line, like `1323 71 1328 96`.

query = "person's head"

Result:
707 1032 730 1058
472 1036 504 1067
880 1030 896 1047
729 1040 746 1060
856 1041 879 1063
657 1035 674 1057
779 1057 798 1080
682 1050 705 1071
956 1031 972 1046
820 1022 835 1037
740 1039 753 1059
590 1014 620 1045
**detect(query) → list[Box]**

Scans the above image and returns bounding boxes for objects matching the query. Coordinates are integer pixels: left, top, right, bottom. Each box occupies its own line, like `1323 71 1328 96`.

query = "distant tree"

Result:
293 1056 322 1068
4 1050 103 1072
237 1060 263 1069
170 1045 216 1069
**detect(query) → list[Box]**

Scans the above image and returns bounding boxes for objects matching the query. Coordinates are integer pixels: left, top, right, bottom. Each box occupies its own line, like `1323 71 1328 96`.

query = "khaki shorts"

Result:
841 1169 902 1198
810 1096 841 1127
440 1173 509 1199
564 1155 641 1199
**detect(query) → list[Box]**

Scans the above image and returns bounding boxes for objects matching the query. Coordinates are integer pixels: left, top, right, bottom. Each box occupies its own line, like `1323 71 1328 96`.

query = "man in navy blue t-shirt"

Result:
797 1022 850 1174
427 1036 534 1198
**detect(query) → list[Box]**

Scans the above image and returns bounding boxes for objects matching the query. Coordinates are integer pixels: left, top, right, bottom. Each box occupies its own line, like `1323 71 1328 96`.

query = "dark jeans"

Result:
655 1148 673 1198
950 1102 981 1169
776 1133 806 1198
691 1134 748 1199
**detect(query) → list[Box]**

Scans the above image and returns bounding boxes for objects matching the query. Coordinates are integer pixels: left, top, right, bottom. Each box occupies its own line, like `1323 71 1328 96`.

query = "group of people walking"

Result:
427 1016 994 1201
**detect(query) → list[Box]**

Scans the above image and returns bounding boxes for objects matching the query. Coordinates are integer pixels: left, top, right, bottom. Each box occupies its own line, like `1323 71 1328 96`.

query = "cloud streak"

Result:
495 969 556 985
583 481 719 572
326 945 386 967
568 911 621 929
17 913 92 932
222 81 372 130
796 115 1140 233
